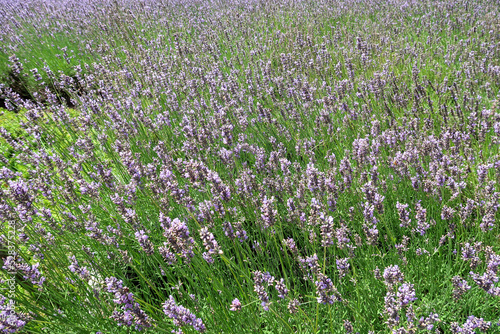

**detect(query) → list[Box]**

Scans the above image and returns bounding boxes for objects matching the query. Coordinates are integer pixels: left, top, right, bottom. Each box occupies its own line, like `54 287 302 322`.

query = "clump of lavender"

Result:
461 242 483 269
2 0 500 331
334 223 351 249
222 221 248 243
395 239 410 267
441 205 456 221
274 278 288 299
381 264 439 332
0 296 31 333
320 216 334 247
159 218 195 264
383 292 401 329
134 230 154 255
229 298 241 312
283 238 299 258
451 276 471 301
396 202 411 229
382 265 410 329
297 254 342 305
343 319 354 333
252 271 274 311
199 227 222 264
315 272 342 305
469 250 500 297
397 283 417 307
383 265 405 290
413 201 430 236
68 255 90 281
2 256 45 288
299 253 321 278
104 277 152 331
287 299 300 314
163 295 206 332
450 316 491 333
336 258 350 280
362 202 379 246
417 313 440 331
260 196 277 230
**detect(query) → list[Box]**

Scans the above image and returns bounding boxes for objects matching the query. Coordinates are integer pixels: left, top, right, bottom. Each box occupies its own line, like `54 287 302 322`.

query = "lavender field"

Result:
0 0 499 333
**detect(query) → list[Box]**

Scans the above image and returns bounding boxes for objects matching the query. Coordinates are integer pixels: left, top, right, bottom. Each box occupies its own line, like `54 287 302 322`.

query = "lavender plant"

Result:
0 0 500 333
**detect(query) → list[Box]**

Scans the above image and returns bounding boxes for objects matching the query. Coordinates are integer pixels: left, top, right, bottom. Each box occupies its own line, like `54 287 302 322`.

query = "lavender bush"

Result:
0 0 499 332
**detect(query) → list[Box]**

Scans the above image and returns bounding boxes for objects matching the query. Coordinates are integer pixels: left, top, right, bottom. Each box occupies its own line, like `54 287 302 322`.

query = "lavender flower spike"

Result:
163 295 206 332
230 298 242 311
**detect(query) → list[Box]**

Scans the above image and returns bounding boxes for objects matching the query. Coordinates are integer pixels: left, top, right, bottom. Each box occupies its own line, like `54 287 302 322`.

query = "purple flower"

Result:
252 271 271 310
68 255 90 281
461 242 482 269
283 238 299 257
441 205 455 221
0 296 31 333
396 202 411 228
320 216 334 247
230 298 242 311
163 295 206 332
288 299 299 314
336 258 350 279
334 223 351 249
315 273 341 305
451 315 491 333
383 291 400 328
104 277 152 330
260 196 277 230
299 254 321 276
135 230 154 255
418 313 440 331
397 283 417 306
343 319 354 333
275 278 288 299
452 276 471 300
383 265 404 288
469 252 500 297
414 201 430 236
223 221 248 243
200 227 222 264
160 218 195 264
2 257 45 287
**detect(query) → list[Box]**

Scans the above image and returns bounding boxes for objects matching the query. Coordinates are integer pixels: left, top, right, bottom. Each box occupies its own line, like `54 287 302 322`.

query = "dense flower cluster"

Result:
0 296 31 334
451 276 471 301
134 230 154 255
104 277 152 331
252 271 275 311
68 255 90 281
2 257 45 288
450 316 491 333
163 295 206 333
159 218 195 264
469 249 500 296
380 265 440 332
199 227 222 264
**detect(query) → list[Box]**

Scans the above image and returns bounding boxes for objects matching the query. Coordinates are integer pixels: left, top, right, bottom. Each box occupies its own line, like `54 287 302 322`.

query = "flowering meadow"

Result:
0 0 499 332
